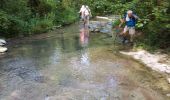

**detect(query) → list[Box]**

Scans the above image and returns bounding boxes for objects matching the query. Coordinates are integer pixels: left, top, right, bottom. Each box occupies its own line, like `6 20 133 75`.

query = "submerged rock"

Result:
100 22 113 34
89 21 113 36
88 15 121 34
89 21 102 32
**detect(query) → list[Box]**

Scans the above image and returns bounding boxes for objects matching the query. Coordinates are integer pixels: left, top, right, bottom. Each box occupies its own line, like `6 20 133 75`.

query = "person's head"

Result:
81 5 85 8
127 10 133 17
85 5 89 9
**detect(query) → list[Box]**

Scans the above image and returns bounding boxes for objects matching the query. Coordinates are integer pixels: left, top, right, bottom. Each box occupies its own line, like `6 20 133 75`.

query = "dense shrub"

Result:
0 0 77 37
0 11 11 34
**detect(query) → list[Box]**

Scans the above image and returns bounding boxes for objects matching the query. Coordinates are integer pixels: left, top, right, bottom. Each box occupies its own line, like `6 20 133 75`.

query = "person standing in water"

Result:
79 5 86 21
119 10 139 44
80 27 90 66
83 6 92 26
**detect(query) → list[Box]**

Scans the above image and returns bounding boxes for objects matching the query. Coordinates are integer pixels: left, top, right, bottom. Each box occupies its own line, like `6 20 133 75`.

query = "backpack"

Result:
84 7 92 17
124 13 138 24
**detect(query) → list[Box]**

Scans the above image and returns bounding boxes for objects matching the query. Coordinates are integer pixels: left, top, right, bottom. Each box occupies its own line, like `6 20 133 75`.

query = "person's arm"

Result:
79 8 82 13
132 14 139 19
78 10 81 13
89 9 92 17
119 14 126 27
119 18 125 27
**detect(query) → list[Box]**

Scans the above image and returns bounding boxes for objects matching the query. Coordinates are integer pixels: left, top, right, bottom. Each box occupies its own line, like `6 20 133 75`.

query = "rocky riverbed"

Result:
0 17 170 100
88 16 121 36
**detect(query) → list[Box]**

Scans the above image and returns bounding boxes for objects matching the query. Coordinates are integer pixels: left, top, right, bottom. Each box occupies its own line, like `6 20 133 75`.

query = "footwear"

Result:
122 37 127 44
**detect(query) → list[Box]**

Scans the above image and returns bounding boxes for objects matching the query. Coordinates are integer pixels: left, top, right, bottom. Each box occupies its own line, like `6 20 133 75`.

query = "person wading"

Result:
84 6 92 26
79 5 86 21
119 10 139 44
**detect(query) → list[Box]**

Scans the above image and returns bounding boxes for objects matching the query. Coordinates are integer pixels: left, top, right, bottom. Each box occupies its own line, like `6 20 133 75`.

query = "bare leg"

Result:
129 27 135 42
121 26 128 44
87 16 90 27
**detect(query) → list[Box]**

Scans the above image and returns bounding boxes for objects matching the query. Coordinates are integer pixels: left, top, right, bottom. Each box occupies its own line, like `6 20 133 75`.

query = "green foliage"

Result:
137 0 170 49
112 19 121 27
80 0 169 49
0 0 78 37
0 11 11 33
0 0 31 37
0 0 169 49
30 17 53 34
55 8 78 25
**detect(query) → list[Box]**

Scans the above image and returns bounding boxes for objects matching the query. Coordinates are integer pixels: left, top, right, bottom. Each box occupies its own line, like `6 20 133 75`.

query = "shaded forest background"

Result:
0 0 169 49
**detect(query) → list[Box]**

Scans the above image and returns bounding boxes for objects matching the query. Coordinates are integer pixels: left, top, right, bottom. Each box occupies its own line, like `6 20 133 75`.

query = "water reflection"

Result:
80 27 90 66
70 27 92 81
80 27 89 47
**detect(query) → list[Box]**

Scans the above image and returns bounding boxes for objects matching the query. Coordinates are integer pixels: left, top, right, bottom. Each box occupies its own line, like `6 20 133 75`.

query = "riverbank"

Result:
120 49 170 83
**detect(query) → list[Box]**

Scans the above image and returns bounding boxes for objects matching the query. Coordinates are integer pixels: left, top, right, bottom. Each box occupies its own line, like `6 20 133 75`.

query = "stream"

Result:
0 22 170 100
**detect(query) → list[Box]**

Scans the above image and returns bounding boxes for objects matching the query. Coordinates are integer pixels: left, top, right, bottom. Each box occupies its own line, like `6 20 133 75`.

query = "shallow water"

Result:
0 23 170 100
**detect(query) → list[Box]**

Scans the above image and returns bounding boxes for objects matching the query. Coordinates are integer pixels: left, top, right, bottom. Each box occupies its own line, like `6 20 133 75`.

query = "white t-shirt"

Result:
84 8 90 16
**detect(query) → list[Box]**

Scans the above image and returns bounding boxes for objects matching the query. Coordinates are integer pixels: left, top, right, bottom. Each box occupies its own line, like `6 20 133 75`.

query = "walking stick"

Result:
112 26 124 54
113 26 121 46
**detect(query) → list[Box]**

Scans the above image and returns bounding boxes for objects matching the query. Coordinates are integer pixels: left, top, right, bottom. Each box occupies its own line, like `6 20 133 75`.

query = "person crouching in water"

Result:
119 10 139 44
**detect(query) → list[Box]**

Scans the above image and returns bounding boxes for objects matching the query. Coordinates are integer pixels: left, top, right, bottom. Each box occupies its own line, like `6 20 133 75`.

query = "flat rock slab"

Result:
167 78 170 84
167 93 170 97
96 15 121 21
120 50 170 74
0 46 7 53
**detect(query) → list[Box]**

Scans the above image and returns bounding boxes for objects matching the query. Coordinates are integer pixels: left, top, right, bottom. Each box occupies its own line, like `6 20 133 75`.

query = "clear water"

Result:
0 23 169 100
